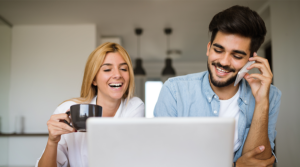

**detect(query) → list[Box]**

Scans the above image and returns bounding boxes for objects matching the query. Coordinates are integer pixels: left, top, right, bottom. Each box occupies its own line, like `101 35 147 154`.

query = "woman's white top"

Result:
36 96 145 167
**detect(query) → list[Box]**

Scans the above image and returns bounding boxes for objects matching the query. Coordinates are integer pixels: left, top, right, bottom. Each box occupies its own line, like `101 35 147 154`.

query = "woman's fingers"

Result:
50 113 71 124
48 120 75 132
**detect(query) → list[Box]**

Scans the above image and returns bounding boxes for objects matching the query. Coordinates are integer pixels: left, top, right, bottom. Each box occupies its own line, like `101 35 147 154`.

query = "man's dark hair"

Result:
209 5 267 56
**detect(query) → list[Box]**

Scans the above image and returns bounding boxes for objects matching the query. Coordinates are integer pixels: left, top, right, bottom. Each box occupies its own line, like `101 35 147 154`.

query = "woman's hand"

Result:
47 109 76 144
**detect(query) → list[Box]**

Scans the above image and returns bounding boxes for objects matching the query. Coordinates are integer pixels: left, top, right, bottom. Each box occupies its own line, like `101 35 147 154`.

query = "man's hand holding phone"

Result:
243 52 273 103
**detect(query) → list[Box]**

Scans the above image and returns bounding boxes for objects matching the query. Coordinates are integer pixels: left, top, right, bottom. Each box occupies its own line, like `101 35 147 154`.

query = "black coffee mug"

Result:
64 104 102 132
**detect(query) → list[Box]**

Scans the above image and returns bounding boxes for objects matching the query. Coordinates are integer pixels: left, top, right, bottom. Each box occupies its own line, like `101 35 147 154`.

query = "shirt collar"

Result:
238 79 248 105
203 71 216 103
91 96 97 104
203 71 247 104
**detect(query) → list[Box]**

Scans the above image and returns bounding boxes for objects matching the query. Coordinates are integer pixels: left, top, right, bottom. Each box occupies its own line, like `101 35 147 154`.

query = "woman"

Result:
36 42 145 167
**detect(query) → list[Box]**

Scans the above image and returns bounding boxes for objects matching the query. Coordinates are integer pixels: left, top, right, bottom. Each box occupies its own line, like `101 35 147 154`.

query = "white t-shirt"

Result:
36 96 145 167
218 88 241 152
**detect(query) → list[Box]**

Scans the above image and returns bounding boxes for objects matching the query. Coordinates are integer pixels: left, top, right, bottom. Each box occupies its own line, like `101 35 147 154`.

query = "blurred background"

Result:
0 0 299 166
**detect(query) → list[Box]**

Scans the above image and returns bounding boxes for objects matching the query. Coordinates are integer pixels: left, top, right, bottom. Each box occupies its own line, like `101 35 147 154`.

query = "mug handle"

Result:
63 111 73 127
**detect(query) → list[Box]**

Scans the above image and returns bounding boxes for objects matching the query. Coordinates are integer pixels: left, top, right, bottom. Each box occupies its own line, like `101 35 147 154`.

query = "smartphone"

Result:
234 61 255 86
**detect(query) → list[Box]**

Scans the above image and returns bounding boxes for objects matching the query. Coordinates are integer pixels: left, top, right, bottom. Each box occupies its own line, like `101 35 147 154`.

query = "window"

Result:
145 81 163 118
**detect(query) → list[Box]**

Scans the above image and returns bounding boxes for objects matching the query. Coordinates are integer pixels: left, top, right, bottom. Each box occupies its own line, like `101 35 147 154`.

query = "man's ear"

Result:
206 42 211 57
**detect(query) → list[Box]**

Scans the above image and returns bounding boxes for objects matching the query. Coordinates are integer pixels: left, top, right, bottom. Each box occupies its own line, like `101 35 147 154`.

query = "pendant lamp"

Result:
162 28 176 82
133 28 146 75
133 28 146 103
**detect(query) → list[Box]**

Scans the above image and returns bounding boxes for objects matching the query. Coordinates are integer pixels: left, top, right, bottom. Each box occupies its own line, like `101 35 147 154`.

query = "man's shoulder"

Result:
269 85 282 102
167 71 208 84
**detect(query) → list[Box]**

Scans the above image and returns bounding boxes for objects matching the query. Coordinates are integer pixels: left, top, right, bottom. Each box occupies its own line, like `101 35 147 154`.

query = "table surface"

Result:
0 133 48 137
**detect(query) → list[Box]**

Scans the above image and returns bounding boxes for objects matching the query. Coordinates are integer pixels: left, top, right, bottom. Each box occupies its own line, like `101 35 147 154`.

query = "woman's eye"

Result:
103 69 111 72
121 68 128 71
214 49 222 53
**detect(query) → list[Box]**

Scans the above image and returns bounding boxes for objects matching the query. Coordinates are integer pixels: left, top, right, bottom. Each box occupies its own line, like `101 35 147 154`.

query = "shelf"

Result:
0 133 48 137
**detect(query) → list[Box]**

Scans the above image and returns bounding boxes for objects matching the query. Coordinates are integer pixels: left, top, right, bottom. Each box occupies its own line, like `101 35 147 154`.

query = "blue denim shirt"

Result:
154 71 281 162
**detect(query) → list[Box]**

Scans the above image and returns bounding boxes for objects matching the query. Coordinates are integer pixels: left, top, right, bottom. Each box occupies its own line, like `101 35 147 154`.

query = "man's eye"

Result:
233 55 243 59
103 69 111 72
214 49 222 53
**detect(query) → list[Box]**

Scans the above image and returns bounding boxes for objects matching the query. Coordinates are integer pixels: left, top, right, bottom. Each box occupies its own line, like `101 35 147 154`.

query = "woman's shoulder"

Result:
53 100 78 114
125 96 144 107
122 97 145 117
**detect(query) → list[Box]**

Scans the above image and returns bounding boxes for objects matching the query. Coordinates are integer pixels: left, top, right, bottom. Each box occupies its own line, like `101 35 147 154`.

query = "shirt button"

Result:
214 110 217 114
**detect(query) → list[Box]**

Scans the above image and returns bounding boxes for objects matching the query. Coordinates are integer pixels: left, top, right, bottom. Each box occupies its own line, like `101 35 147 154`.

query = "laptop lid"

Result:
87 118 235 167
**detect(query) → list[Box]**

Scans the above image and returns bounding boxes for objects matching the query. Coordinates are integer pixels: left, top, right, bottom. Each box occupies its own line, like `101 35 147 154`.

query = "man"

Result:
154 5 281 166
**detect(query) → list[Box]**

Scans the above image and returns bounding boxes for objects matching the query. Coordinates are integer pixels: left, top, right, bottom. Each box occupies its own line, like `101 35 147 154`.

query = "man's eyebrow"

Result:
232 50 247 56
213 43 247 56
100 63 128 67
212 43 224 49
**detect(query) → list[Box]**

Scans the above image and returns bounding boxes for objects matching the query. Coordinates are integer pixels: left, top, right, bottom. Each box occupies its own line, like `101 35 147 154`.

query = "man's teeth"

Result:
109 83 122 87
216 67 229 73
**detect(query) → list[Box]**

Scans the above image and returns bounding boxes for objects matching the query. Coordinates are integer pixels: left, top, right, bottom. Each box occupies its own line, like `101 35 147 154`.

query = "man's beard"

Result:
207 61 237 87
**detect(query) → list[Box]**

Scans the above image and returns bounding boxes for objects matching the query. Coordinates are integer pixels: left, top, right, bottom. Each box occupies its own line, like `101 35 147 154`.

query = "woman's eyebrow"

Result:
101 63 128 67
119 63 128 66
100 63 112 67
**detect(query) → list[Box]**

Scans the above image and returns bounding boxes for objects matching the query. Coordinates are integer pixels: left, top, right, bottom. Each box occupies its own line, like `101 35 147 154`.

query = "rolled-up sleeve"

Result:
234 88 281 162
35 135 69 167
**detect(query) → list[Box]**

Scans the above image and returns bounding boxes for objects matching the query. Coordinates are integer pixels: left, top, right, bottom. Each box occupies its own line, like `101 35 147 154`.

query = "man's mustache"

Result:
212 62 236 73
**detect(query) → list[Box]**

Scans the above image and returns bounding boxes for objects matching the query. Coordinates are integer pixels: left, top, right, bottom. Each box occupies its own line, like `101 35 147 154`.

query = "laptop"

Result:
87 117 235 167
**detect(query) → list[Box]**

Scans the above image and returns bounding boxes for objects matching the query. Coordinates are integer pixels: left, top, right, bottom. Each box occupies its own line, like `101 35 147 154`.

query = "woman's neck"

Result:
96 95 121 117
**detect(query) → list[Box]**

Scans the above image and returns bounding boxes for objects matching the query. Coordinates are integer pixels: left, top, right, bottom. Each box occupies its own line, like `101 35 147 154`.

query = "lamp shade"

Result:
162 58 176 76
134 58 146 75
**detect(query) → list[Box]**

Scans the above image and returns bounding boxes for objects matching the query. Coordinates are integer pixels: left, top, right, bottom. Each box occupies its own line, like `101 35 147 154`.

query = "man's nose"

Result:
219 53 231 66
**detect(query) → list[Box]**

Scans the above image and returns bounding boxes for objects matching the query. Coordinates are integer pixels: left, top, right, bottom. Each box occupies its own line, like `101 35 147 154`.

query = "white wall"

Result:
0 24 11 133
1 24 97 166
0 23 11 166
9 24 97 133
270 1 300 166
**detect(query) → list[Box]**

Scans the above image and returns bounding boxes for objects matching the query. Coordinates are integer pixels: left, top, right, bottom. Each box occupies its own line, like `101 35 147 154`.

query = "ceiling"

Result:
0 0 268 62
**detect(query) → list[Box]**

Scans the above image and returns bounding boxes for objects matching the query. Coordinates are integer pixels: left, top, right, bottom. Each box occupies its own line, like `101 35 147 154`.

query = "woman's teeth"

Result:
109 83 122 88
216 67 229 73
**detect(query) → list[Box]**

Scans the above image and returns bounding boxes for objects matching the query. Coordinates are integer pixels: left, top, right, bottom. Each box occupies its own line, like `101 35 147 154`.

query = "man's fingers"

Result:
248 145 265 157
245 73 272 85
250 53 271 70
263 155 276 166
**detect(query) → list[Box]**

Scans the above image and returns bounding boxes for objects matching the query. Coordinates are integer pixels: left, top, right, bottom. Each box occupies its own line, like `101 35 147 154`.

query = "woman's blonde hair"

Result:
66 42 135 104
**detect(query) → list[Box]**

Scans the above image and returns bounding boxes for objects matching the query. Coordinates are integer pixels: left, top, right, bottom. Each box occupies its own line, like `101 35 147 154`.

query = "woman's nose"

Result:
113 69 122 79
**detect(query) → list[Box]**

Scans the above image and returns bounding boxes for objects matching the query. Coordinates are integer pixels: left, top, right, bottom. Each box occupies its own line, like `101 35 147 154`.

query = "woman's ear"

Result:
92 80 97 86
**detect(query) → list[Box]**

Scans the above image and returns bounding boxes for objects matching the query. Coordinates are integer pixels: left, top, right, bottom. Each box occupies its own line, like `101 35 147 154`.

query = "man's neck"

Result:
209 79 239 100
